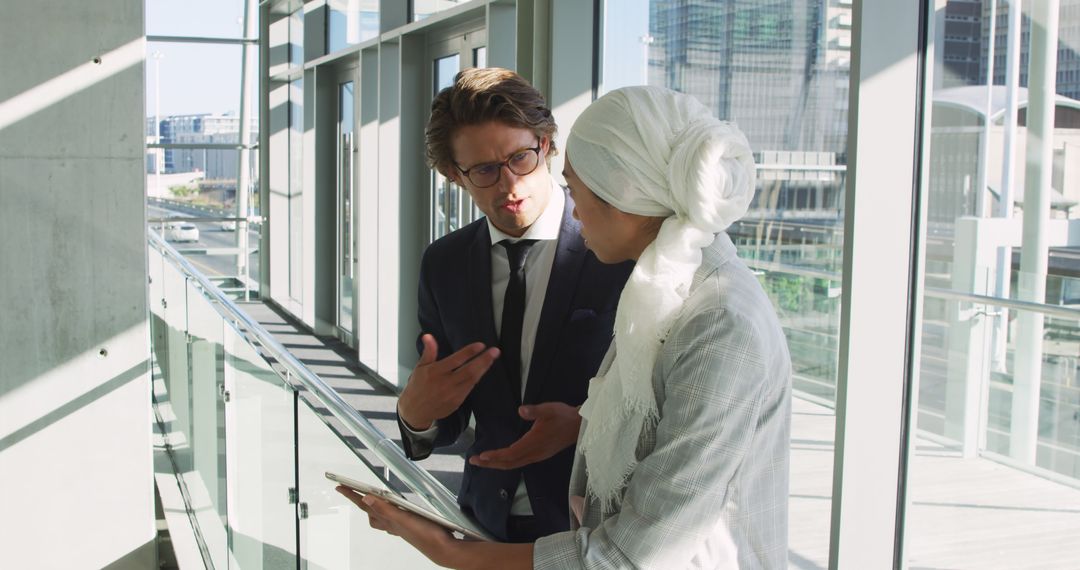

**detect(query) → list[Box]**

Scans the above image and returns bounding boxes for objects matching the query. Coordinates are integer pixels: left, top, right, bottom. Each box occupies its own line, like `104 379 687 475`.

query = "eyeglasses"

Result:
455 140 542 188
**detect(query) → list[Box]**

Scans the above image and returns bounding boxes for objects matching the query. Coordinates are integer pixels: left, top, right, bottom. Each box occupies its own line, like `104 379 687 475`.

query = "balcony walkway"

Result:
242 302 469 496
247 301 1080 570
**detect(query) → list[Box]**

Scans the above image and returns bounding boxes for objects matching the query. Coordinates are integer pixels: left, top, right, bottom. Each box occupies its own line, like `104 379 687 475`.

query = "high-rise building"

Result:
941 0 985 87
646 0 852 228
648 0 850 156
982 0 1080 100
149 113 257 179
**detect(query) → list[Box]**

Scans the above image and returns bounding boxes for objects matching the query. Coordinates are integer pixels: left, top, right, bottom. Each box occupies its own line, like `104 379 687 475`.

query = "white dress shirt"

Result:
404 180 565 516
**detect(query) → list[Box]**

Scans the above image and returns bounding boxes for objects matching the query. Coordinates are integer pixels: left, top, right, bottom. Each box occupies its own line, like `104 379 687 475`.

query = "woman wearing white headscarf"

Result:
342 86 792 569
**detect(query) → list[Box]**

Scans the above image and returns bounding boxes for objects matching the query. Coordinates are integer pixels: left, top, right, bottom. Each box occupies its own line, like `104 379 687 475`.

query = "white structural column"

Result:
829 0 923 567
1011 0 1060 464
992 0 1024 375
356 47 380 370
376 40 404 386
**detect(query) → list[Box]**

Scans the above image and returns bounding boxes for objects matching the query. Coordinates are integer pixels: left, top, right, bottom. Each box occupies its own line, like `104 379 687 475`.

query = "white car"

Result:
164 222 200 242
219 220 237 231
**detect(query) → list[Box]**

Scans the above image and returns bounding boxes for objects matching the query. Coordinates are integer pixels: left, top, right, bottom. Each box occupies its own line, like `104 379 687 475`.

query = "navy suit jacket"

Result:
397 190 632 541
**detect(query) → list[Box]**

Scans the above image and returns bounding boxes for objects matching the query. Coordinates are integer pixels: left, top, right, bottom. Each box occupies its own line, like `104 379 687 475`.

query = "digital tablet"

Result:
325 472 495 542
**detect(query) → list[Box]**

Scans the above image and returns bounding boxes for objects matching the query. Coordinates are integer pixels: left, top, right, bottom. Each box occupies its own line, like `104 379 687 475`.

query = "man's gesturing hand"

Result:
468 402 582 470
398 334 500 431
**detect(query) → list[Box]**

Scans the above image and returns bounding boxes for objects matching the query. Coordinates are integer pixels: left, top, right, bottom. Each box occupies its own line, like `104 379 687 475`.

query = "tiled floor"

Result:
785 398 1080 569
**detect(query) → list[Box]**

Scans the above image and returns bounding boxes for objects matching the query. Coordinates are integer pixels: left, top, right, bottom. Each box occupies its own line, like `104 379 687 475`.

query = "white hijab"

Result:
568 86 756 508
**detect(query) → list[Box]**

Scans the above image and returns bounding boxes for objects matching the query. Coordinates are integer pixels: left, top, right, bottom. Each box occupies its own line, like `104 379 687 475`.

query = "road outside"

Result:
149 204 260 294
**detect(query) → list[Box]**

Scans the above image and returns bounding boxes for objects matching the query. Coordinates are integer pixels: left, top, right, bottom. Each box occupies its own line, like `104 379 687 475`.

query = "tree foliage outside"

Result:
169 183 199 198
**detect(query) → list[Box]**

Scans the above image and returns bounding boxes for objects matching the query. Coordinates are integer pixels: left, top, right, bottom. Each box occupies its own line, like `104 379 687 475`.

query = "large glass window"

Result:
412 0 464 22
146 5 260 298
338 79 356 336
290 8 305 66
327 0 380 53
435 53 460 92
147 0 245 39
428 46 484 243
603 1 849 565
431 54 462 242
265 6 306 311
289 77 304 304
904 1 1080 566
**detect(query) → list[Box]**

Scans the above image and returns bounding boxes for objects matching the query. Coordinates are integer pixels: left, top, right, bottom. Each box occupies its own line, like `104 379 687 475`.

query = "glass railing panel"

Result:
915 265 997 446
149 246 165 320
1048 273 1080 307
908 262 1080 565
224 325 299 568
151 232 470 567
186 279 230 568
148 246 178 463
985 269 1080 480
148 247 168 383
161 259 192 442
296 398 440 570
914 293 951 440
738 258 843 406
919 266 1080 478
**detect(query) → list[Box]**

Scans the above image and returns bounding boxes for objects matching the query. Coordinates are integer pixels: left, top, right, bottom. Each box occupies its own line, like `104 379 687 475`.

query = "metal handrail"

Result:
925 286 1080 320
147 230 478 533
741 258 842 282
739 258 1080 321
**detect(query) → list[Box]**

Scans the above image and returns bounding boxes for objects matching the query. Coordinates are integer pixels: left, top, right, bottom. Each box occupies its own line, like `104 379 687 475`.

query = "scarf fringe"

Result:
580 402 661 511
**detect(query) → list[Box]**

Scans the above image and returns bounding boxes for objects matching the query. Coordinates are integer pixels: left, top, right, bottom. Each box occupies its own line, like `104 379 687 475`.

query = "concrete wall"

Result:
0 1 155 568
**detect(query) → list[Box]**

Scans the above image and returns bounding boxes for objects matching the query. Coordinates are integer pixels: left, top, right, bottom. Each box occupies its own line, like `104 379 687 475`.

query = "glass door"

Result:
336 72 357 341
427 31 486 243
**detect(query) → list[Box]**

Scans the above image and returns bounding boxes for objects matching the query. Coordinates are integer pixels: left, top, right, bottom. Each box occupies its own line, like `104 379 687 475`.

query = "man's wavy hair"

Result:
425 67 558 178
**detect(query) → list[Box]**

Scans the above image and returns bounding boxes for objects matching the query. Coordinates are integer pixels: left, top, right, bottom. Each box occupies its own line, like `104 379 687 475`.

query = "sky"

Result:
145 0 249 118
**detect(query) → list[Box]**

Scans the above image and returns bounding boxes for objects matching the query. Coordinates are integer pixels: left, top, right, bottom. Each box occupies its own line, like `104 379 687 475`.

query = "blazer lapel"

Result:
523 192 588 405
467 223 499 350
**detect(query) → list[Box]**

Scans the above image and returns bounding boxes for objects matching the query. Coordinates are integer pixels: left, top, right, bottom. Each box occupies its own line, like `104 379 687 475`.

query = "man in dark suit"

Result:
396 68 631 542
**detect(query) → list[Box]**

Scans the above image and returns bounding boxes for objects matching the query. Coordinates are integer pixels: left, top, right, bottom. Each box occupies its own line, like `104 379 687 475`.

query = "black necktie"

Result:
499 239 537 399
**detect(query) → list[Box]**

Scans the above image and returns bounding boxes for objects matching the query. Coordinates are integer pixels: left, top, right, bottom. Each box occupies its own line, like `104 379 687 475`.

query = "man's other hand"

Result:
468 402 582 470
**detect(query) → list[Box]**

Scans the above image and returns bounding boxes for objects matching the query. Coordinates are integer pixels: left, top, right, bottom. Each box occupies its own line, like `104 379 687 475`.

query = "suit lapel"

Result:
467 223 499 350
523 192 587 404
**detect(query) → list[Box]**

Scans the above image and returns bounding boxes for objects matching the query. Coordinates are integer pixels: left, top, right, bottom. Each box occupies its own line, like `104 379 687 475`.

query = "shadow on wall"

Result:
0 359 148 454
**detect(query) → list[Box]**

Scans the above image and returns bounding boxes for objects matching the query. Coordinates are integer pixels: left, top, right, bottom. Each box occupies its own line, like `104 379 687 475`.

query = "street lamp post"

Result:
152 51 165 197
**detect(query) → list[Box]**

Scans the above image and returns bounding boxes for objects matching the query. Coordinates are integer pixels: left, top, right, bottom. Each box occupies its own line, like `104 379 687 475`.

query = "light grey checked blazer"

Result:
534 232 792 569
